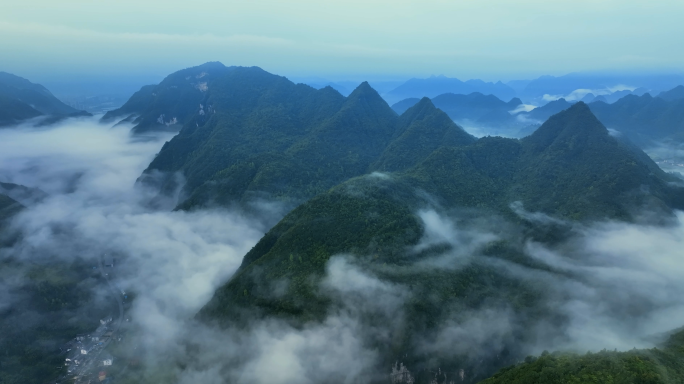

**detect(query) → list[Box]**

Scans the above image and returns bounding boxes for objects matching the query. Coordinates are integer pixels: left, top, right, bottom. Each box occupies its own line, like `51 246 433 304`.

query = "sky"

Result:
1 0 684 83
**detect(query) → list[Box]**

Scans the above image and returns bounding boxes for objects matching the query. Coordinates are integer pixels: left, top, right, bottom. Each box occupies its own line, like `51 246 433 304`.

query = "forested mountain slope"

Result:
138 67 474 210
0 95 42 127
102 62 233 133
0 72 81 116
197 103 684 383
391 92 523 134
590 93 684 145
479 329 684 384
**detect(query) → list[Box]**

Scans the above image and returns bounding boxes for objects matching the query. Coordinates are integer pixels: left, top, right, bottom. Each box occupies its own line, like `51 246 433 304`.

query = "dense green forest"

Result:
479 329 684 384
198 103 684 383
137 67 474 211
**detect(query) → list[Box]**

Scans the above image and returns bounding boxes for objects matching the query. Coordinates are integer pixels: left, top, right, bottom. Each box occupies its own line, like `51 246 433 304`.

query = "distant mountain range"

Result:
658 85 684 102
390 86 684 146
517 72 684 102
317 72 684 107
0 72 89 126
382 75 517 105
298 78 404 97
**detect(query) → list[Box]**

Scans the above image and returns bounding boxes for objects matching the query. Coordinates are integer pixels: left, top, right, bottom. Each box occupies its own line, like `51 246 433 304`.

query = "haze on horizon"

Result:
2 0 684 84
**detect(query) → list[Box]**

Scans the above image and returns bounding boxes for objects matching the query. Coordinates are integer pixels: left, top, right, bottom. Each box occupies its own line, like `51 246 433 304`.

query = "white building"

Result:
81 349 88 355
103 359 113 366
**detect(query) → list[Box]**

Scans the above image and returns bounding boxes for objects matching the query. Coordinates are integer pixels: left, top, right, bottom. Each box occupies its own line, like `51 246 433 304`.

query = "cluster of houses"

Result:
60 317 117 382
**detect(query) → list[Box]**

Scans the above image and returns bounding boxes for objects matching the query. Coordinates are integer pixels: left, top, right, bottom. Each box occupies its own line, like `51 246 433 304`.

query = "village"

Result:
60 318 117 383
53 254 128 384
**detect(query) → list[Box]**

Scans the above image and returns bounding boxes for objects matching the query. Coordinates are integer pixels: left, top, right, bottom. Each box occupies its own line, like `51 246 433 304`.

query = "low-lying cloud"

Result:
2 116 684 383
541 84 637 102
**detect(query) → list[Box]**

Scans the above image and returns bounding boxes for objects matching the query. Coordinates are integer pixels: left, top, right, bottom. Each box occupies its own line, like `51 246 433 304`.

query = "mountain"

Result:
391 97 422 115
0 72 82 116
520 73 684 100
138 65 474 210
384 75 517 105
197 103 684 382
589 93 684 146
479 329 684 384
518 98 573 123
658 85 684 102
102 62 233 133
392 92 525 136
393 93 522 125
0 95 42 126
579 93 596 103
511 92 684 146
0 193 22 223
0 182 47 207
373 97 477 172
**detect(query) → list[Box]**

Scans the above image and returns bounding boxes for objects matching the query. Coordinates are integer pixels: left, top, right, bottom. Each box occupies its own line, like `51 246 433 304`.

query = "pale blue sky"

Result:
1 0 683 82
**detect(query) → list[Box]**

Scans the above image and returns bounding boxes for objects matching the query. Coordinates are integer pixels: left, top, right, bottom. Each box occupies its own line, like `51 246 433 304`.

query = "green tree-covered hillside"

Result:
197 103 684 383
138 67 474 209
479 329 684 384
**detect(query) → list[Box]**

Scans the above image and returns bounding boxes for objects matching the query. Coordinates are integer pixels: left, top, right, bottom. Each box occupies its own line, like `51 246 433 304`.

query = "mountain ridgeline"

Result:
383 75 517 105
392 87 684 146
0 72 88 126
136 66 474 209
102 62 234 133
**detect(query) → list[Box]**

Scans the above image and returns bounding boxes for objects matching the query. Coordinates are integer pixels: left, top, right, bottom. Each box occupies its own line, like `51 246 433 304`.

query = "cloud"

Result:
645 141 684 177
0 117 394 384
411 209 499 269
509 104 537 114
541 84 637 102
515 211 684 352
3 116 684 383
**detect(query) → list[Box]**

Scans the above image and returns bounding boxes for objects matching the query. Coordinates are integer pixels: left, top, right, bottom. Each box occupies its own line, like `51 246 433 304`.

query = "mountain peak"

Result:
507 97 523 106
659 85 684 102
397 97 437 121
351 81 373 91
523 101 609 152
347 81 385 104
413 96 436 110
